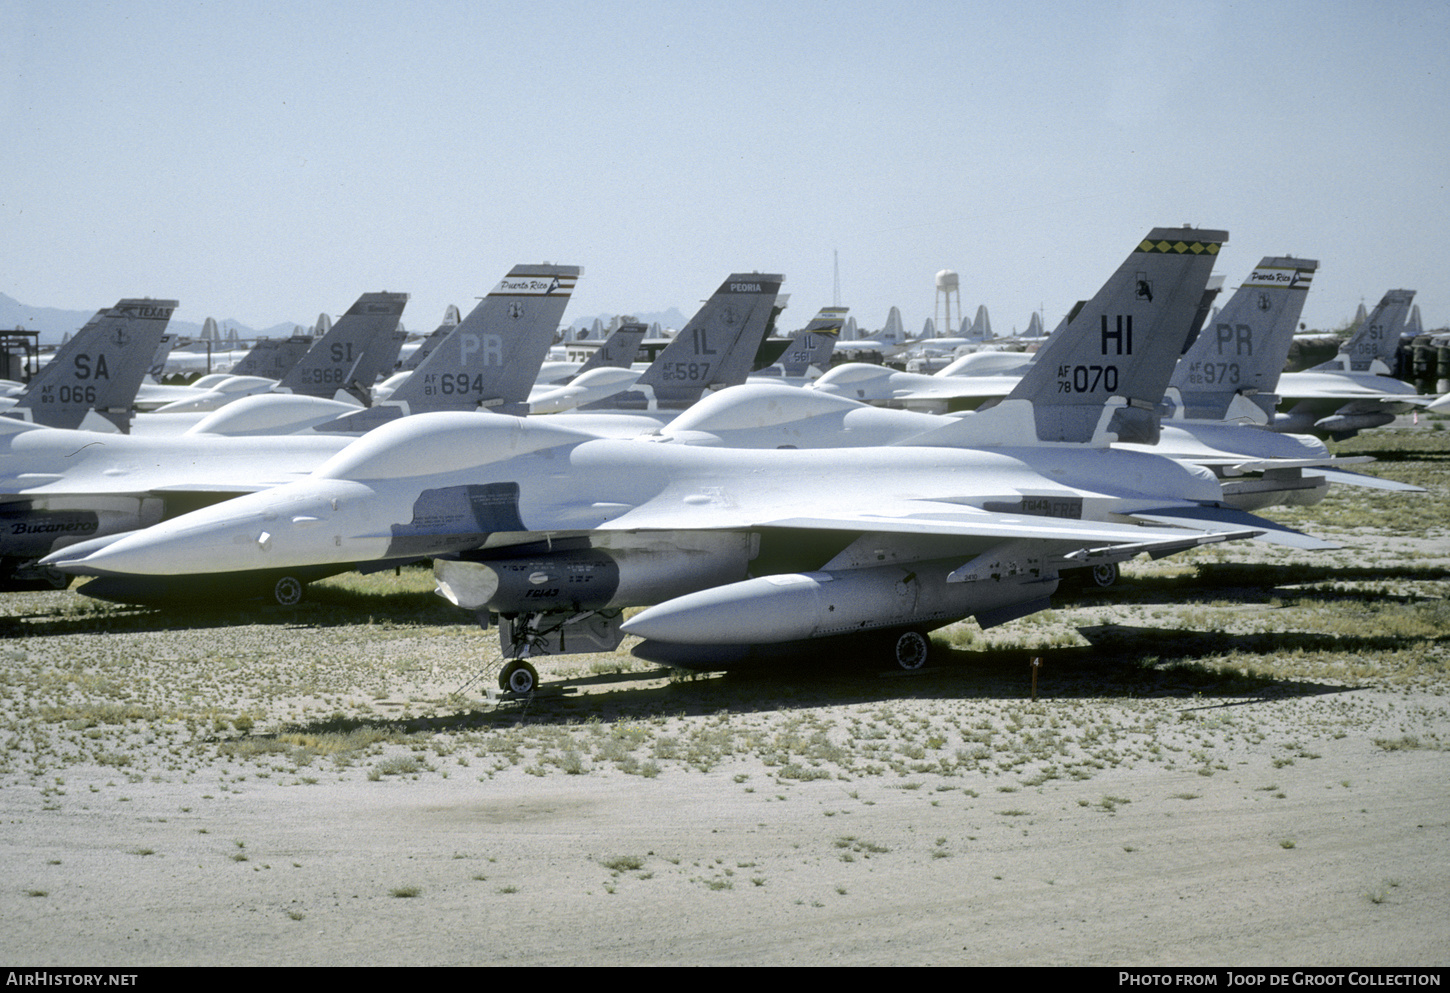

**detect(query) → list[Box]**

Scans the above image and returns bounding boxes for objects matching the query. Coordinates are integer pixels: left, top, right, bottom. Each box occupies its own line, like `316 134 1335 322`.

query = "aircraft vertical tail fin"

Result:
1166 256 1318 421
969 305 991 339
6 298 177 431
1183 275 1225 352
630 273 785 406
146 332 178 381
1315 289 1414 373
1405 303 1423 337
229 334 314 380
1004 226 1227 445
776 307 845 378
574 322 646 376
277 292 409 401
382 265 581 417
399 306 462 373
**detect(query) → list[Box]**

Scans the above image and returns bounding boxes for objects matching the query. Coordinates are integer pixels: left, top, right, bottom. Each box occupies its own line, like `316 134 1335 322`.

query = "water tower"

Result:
935 270 960 340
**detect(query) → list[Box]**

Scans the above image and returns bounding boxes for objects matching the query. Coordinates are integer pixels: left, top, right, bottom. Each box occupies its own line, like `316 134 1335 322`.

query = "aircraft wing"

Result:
889 376 1020 403
1300 394 1438 413
1 427 349 498
1208 455 1373 476
1277 371 1429 403
595 495 1259 547
1306 467 1425 492
1127 505 1338 549
145 481 309 495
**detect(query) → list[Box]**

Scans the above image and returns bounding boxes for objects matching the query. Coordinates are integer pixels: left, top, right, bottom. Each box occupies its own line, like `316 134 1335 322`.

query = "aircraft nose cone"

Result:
46 520 242 578
39 532 139 573
44 481 379 580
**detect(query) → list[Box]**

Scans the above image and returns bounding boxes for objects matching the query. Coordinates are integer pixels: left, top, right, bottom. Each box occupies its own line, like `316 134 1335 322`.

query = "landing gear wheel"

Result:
499 660 539 695
272 575 304 606
1089 562 1120 589
893 630 930 671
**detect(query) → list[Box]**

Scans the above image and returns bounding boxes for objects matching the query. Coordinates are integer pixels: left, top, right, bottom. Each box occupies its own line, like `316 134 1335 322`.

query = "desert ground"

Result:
1 421 1447 967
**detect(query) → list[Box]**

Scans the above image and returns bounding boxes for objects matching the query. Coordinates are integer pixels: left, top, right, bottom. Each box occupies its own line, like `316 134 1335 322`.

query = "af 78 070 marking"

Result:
1057 365 1118 393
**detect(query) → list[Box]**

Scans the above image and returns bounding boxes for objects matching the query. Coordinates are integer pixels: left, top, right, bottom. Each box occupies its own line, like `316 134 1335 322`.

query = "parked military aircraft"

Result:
812 278 1226 414
1272 289 1439 438
0 419 350 591
0 298 177 431
398 305 462 372
182 266 580 436
530 274 784 414
137 334 318 412
746 307 844 385
0 275 573 591
525 323 649 408
532 321 648 389
138 292 409 422
663 256 1412 524
49 227 1310 690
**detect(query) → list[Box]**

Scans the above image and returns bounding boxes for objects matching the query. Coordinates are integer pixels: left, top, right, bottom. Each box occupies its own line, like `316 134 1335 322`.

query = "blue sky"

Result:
3 0 1448 335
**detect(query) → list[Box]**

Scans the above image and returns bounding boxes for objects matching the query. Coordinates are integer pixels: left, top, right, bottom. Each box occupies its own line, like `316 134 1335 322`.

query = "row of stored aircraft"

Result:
2 227 1441 693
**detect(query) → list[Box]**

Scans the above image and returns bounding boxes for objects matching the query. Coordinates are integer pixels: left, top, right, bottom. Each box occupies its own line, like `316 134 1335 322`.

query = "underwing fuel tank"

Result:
620 558 1059 647
1314 411 1397 437
433 532 754 614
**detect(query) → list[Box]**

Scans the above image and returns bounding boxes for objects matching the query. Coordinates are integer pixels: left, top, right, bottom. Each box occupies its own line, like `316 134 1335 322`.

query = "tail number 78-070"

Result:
1056 364 1118 393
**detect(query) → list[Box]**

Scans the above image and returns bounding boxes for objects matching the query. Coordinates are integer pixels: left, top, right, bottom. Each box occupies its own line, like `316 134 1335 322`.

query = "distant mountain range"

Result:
0 294 299 347
0 293 691 347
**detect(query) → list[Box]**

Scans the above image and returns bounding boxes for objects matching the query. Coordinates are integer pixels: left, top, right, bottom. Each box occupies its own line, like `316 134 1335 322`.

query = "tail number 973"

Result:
1056 364 1118 393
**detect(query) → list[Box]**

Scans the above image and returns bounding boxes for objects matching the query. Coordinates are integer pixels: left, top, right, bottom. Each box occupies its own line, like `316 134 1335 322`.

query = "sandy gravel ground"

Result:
1 721 1445 967
1 425 1447 966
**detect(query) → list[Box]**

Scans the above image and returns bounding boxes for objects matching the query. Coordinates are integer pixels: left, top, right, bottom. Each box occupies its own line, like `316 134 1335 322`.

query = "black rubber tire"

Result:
272 575 304 606
499 660 539 694
893 630 930 670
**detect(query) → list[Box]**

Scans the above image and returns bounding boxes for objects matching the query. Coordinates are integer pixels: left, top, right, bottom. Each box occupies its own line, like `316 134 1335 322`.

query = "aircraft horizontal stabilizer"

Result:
1306 468 1425 493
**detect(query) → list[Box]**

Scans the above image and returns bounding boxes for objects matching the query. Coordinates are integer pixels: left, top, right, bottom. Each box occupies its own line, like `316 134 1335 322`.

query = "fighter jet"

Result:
137 292 409 421
810 278 1223 414
0 418 351 591
371 306 464 403
746 307 845 385
653 255 1382 551
0 299 177 432
1272 289 1439 438
663 256 1411 534
531 321 648 389
175 269 578 436
397 306 463 372
50 227 1304 688
136 334 318 412
528 274 784 414
0 273 565 593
